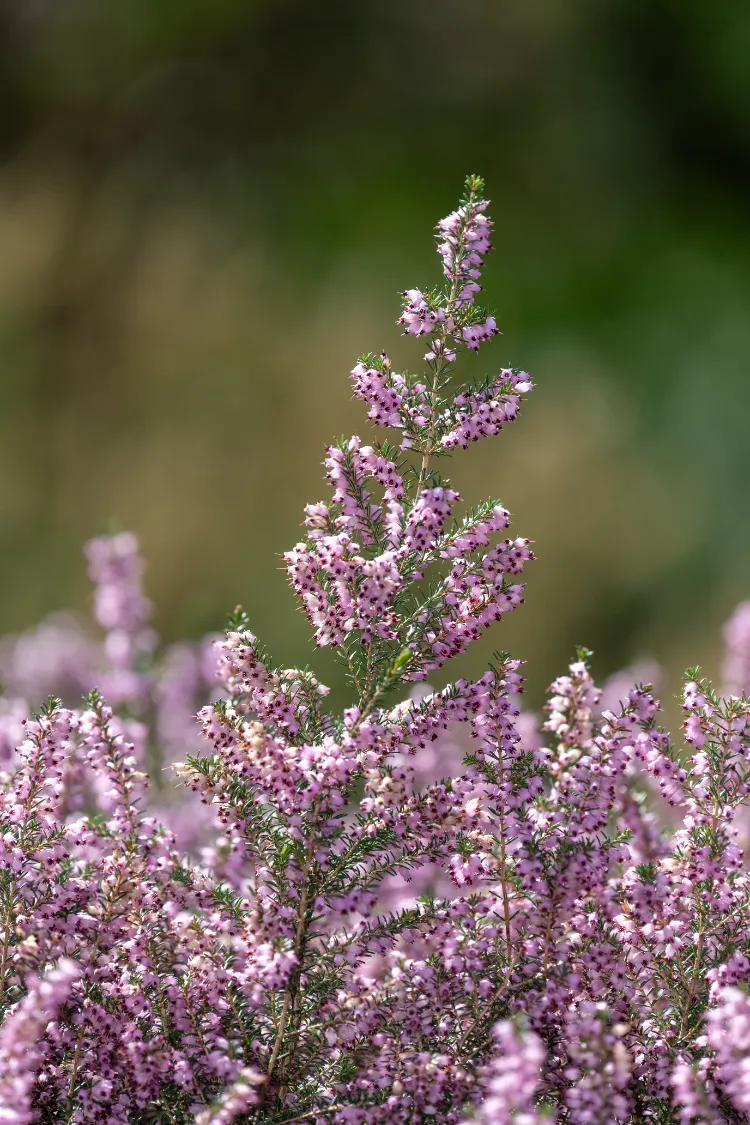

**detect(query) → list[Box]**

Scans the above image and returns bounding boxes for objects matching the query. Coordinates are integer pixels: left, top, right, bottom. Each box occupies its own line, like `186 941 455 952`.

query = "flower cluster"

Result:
3 176 750 1125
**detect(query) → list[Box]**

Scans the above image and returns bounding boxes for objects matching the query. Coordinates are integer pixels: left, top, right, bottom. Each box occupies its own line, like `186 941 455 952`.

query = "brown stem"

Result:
258 817 319 1110
276 1103 349 1124
0 901 12 1009
493 721 515 967
497 804 513 967
678 929 705 1042
678 797 720 1043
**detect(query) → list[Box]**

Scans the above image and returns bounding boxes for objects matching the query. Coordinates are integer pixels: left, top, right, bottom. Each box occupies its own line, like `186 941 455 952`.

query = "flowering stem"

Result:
420 360 446 479
277 1104 348 1123
418 177 482 480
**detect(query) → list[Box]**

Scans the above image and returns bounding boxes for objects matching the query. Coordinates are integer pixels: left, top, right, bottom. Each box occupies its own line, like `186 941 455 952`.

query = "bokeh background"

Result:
2 0 750 714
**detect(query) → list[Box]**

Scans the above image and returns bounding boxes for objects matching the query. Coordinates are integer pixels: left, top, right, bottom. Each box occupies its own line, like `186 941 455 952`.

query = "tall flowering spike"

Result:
4 700 79 824
213 625 323 734
84 531 155 704
544 655 601 752
78 688 148 829
287 180 534 676
541 656 645 842
398 174 498 358
436 174 494 307
350 177 532 462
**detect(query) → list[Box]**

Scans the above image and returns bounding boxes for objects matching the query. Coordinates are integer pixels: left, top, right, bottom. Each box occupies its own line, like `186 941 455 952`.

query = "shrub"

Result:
2 177 750 1124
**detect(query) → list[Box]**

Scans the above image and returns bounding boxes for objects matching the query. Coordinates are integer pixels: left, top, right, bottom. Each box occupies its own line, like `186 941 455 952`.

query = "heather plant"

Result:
4 177 750 1124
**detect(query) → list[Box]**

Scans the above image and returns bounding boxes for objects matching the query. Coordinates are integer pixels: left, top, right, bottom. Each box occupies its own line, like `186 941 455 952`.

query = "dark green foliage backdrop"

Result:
1 0 749 708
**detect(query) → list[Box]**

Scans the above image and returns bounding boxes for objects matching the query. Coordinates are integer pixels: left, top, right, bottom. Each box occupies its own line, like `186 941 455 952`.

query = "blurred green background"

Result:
1 0 750 711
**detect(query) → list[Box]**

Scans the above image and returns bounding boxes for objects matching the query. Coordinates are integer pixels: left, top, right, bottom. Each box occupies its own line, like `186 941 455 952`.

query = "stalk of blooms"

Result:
85 531 156 705
5 176 750 1125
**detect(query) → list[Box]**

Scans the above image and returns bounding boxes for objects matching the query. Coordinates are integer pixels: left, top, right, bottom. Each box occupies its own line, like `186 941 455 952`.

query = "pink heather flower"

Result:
561 1002 632 1123
462 316 498 350
441 369 533 450
350 354 407 429
671 1057 718 1125
85 531 152 634
598 659 663 717
461 1021 547 1125
84 532 157 704
398 288 446 337
436 192 492 307
194 1067 265 1124
0 959 79 1125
